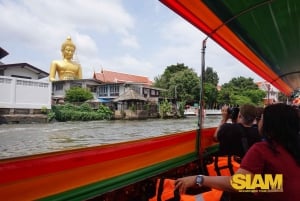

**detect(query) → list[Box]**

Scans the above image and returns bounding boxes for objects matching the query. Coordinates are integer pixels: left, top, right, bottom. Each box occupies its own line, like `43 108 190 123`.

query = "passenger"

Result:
228 106 240 124
175 103 300 201
49 36 82 81
214 104 261 158
252 106 264 128
213 105 236 142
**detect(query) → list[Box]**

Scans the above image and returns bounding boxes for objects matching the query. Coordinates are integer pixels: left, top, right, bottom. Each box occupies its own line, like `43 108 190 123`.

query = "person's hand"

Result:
221 105 230 122
175 176 197 194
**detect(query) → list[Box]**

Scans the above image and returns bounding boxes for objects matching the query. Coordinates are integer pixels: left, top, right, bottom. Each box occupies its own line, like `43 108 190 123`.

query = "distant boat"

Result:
184 107 221 117
184 107 198 116
1 0 298 200
205 109 221 116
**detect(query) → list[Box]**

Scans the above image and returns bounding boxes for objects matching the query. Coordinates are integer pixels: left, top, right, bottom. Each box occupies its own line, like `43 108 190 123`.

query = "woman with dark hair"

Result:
175 103 300 201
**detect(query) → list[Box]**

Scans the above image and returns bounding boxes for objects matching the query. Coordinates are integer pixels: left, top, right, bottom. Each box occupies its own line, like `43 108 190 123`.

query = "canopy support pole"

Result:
196 37 208 156
196 0 274 157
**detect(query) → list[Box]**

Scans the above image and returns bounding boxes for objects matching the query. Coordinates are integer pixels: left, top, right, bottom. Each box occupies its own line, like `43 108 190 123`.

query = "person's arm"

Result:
175 168 253 194
214 105 230 141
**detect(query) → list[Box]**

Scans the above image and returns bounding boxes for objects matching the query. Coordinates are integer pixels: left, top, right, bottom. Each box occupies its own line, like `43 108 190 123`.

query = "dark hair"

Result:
262 103 300 165
227 107 239 121
255 106 264 121
239 104 257 125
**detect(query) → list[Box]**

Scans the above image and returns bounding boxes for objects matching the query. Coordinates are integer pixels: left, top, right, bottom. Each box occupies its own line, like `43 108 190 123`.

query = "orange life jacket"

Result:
149 178 223 201
206 155 240 176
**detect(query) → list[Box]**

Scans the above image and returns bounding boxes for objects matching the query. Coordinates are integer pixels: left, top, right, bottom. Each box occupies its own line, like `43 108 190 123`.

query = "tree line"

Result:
48 63 289 121
153 63 286 109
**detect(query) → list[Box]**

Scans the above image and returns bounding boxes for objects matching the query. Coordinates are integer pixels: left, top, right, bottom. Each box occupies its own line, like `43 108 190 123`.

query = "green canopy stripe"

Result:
39 153 198 201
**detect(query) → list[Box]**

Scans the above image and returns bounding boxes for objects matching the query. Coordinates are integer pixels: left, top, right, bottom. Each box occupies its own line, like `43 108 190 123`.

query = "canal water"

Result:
0 115 221 159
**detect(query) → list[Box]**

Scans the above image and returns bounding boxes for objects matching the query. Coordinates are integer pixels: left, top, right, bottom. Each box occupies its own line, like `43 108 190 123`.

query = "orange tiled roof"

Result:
256 81 264 88
94 69 152 85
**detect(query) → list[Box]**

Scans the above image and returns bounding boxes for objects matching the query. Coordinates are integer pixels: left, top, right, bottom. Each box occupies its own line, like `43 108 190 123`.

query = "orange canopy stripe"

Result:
0 130 199 200
0 130 195 184
160 0 292 94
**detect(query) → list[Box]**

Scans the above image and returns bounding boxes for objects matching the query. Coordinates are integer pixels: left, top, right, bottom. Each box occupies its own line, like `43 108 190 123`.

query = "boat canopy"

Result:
160 0 300 95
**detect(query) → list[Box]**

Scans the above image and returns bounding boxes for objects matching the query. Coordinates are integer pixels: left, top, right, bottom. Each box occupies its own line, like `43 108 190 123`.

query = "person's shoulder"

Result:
218 123 235 133
253 140 268 146
243 124 259 132
220 122 235 129
248 141 268 152
229 123 247 131
218 123 240 139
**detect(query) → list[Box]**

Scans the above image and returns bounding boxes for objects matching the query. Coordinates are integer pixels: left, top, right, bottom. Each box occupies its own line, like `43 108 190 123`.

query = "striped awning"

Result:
160 0 300 95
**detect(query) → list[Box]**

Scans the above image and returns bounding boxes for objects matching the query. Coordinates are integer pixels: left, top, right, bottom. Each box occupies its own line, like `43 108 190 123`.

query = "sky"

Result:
0 0 263 85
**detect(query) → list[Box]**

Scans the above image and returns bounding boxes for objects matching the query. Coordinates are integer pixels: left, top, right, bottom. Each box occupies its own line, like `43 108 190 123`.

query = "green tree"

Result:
154 63 189 90
178 101 186 117
65 87 93 102
169 68 200 103
154 63 200 104
204 67 219 86
204 82 219 109
218 76 266 106
159 99 172 118
202 67 219 109
154 64 222 107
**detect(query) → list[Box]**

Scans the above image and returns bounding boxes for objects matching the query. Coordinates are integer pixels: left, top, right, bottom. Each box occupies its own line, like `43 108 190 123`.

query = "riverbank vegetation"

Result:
48 63 287 122
51 103 113 122
154 63 286 108
49 87 113 122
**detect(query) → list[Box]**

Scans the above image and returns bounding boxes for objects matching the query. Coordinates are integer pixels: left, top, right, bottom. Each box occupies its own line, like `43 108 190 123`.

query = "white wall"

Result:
0 76 52 109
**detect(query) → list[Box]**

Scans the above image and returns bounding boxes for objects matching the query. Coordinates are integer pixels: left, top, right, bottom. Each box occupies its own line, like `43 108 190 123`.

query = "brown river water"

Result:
0 116 221 159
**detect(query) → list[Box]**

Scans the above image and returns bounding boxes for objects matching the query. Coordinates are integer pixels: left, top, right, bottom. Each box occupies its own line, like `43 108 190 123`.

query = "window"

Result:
149 89 159 97
11 75 31 79
87 85 97 93
99 85 108 96
143 88 149 95
110 84 119 96
150 89 156 96
55 83 63 91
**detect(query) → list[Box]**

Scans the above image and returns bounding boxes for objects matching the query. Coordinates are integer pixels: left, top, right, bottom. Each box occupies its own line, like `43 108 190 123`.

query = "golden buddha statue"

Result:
49 36 82 81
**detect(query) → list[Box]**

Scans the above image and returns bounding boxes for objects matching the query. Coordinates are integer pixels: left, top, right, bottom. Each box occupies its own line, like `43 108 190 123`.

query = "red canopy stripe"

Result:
160 0 292 94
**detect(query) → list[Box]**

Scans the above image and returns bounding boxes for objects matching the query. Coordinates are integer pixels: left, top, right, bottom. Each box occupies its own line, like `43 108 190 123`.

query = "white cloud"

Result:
0 0 263 85
121 35 140 49
73 34 99 57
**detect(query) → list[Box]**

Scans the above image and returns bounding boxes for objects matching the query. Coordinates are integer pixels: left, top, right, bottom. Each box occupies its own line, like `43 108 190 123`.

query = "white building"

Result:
0 63 48 80
0 48 51 123
256 81 278 105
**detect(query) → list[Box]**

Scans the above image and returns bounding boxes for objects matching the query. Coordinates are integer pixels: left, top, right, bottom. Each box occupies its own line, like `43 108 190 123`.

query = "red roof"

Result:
93 69 152 85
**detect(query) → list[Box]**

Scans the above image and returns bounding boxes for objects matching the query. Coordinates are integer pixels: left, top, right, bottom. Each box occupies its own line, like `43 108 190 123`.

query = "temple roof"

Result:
93 69 152 85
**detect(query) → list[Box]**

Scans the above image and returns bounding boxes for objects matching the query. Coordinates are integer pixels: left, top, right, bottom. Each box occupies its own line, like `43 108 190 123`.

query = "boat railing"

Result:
0 127 217 200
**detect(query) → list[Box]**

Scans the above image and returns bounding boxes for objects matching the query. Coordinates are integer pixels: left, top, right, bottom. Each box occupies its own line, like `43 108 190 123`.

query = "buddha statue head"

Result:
49 36 82 81
61 36 76 50
61 36 76 60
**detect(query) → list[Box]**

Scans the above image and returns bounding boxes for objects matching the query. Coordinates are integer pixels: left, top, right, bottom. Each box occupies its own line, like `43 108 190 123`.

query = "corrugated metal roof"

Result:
0 63 49 79
113 89 147 102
